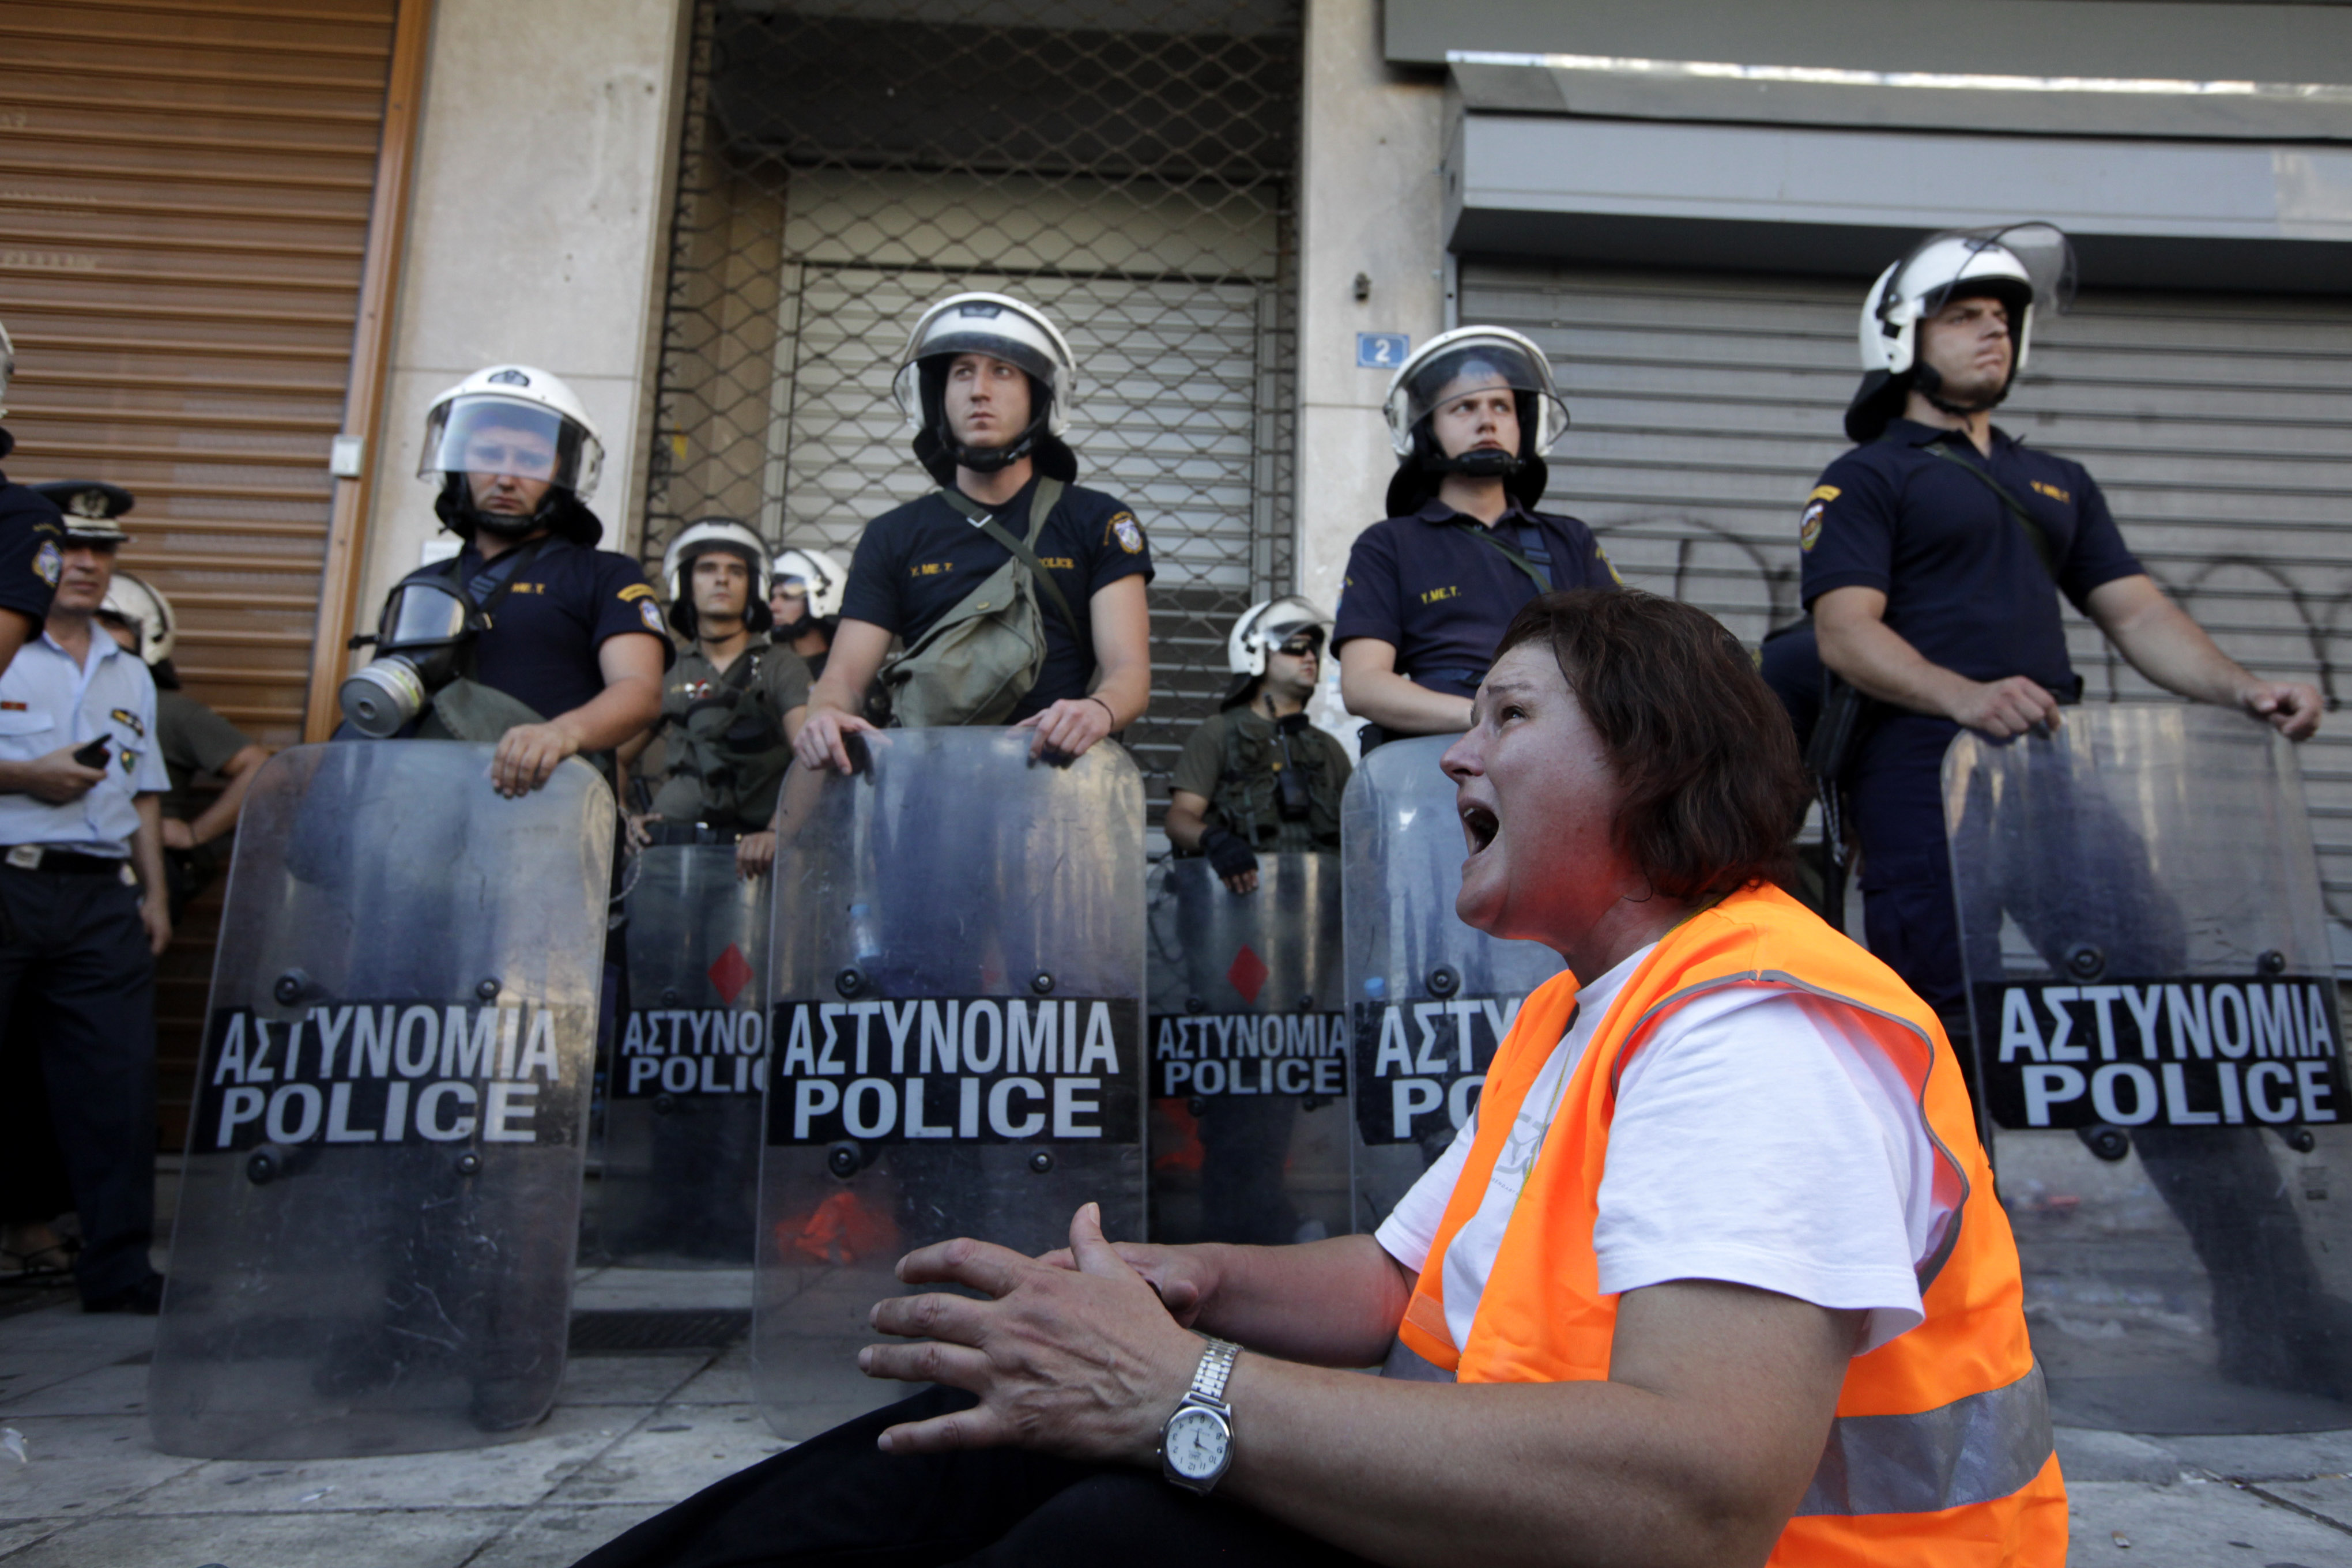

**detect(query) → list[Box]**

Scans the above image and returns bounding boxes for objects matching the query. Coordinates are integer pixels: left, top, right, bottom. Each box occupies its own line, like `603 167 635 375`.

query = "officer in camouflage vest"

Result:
1164 597 1350 895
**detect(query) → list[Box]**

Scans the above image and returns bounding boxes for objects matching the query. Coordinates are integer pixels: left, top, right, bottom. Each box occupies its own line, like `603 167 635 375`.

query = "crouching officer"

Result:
0 488 171 1314
621 519 808 873
768 544 845 684
0 321 63 679
94 568 269 919
1335 327 1619 741
1165 597 1350 894
339 366 668 789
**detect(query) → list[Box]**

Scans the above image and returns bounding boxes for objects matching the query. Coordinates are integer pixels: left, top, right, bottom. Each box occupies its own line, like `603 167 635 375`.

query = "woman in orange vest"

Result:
573 589 2061 1568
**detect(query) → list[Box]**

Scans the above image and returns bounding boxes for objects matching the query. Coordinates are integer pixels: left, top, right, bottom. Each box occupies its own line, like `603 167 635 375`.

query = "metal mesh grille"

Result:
644 0 1303 806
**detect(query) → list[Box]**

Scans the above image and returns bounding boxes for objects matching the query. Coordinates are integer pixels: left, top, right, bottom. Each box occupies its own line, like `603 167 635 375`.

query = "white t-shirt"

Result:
1375 943 1955 1358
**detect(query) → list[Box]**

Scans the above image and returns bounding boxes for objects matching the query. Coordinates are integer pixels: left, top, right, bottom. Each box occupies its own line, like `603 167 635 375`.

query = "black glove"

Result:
1200 826 1259 883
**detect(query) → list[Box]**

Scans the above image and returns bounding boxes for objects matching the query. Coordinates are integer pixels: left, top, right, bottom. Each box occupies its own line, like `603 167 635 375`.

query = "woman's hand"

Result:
860 1203 1204 1463
1015 695 1114 762
1035 1237 1224 1329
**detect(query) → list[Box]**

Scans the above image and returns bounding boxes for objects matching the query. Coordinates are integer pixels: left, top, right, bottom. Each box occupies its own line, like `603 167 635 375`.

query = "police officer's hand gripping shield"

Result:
1343 736 1563 1231
149 742 614 1458
755 730 1143 1437
1946 706 2352 1432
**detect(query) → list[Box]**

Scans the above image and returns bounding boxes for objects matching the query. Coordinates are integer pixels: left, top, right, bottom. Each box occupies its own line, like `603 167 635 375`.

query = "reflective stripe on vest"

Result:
1797 1363 2053 1518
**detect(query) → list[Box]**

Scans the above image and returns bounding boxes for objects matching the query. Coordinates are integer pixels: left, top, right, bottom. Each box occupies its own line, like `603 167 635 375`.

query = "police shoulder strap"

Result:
439 535 555 620
935 480 1085 642
1450 519 1552 594
1910 440 2059 584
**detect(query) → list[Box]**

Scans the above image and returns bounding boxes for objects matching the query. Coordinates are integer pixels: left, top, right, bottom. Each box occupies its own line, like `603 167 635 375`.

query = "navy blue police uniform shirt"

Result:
394 536 673 722
840 474 1154 721
1799 419 2144 695
0 472 63 631
1332 499 1620 697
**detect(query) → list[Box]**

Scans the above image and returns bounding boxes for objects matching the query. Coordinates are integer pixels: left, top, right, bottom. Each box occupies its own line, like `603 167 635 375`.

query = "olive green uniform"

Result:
1170 707 1351 854
648 643 810 834
157 689 253 915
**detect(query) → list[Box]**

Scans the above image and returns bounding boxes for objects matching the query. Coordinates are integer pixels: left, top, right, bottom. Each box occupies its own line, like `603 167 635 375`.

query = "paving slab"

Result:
0 1505 522 1567
555 1355 710 1409
2167 1430 2352 1482
0 1307 157 1408
664 1358 752 1407
543 1406 786 1506
2057 1426 2180 1483
0 1364 149 1419
2067 1475 2352 1566
2248 1475 2352 1533
0 1412 207 1517
464 1502 668 1567
121 1406 620 1516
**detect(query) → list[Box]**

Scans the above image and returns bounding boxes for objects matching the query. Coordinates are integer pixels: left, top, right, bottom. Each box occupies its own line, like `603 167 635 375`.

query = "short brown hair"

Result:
1493 590 1807 900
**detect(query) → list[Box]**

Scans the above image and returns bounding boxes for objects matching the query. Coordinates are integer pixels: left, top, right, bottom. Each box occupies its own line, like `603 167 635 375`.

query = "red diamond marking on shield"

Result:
1226 944 1269 1006
707 943 754 1006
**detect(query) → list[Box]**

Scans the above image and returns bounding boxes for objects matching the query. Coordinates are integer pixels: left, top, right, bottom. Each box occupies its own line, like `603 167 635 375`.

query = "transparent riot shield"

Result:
756 730 1144 1439
149 742 614 1459
599 845 770 1265
1145 854 1348 1246
1343 736 1563 1234
1947 706 2352 1434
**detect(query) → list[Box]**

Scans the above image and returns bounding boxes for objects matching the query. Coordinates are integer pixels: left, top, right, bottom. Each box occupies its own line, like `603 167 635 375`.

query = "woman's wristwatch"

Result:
1159 1336 1240 1494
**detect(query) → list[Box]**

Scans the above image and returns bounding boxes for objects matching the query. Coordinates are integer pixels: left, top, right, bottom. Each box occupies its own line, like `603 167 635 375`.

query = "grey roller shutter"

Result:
1460 260 2352 962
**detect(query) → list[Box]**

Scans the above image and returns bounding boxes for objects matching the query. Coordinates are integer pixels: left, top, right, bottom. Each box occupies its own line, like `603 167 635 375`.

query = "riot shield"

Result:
1342 736 1564 1234
756 730 1144 1438
1947 705 2352 1433
1145 854 1348 1246
149 742 614 1459
598 845 770 1265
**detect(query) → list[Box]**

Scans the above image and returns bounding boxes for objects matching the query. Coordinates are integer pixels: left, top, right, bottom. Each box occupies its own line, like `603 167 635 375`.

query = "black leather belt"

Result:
2 846 130 877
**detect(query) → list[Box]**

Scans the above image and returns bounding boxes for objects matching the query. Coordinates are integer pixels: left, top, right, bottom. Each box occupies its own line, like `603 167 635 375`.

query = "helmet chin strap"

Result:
938 414 1045 474
1911 350 2012 419
1425 447 1523 479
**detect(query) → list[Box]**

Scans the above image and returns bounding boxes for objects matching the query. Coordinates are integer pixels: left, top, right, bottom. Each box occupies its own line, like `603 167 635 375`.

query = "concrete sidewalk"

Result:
3 1266 2352 1566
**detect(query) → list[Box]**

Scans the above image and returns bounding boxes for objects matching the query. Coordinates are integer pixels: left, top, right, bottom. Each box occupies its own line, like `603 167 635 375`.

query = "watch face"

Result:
1164 1405 1230 1480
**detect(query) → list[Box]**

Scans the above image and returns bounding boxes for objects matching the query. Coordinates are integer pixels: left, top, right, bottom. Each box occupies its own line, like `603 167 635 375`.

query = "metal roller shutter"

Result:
0 0 399 1141
1459 260 2352 962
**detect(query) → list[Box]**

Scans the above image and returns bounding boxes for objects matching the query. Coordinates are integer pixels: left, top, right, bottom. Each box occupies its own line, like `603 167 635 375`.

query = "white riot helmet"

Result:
771 546 847 624
1222 595 1332 710
1379 326 1568 517
99 569 175 666
660 519 772 638
1846 223 2075 442
891 293 1079 485
420 365 606 542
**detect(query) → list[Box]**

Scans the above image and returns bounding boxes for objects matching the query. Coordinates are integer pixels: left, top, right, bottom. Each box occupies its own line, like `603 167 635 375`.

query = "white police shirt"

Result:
0 623 169 857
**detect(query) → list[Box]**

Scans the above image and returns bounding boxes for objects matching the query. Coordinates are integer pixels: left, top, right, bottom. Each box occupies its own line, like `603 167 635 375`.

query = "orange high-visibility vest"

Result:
1394 882 2065 1566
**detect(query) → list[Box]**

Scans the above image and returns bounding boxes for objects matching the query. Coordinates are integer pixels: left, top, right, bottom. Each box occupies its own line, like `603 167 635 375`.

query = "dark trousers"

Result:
572 1386 1369 1568
0 867 157 1300
1849 715 1967 1012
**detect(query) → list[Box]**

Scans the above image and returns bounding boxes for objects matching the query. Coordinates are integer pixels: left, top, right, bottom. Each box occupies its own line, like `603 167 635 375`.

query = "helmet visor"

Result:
419 394 597 493
1903 223 2076 325
1401 339 1552 432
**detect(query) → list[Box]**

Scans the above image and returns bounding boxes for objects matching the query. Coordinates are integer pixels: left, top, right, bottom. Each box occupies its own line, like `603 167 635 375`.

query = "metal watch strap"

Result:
1190 1336 1239 1404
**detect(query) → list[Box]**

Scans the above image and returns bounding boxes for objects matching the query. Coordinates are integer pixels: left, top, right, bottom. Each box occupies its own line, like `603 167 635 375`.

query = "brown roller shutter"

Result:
0 0 406 1145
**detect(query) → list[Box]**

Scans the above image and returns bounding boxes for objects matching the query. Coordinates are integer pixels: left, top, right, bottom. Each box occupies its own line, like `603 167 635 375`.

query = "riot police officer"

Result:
621 519 808 868
93 567 269 919
769 544 845 683
1164 597 1350 895
0 321 63 679
791 293 1153 772
1333 327 1619 741
341 366 668 791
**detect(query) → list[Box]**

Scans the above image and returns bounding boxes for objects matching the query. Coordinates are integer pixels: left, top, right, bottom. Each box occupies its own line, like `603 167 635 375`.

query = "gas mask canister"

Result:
338 579 482 737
